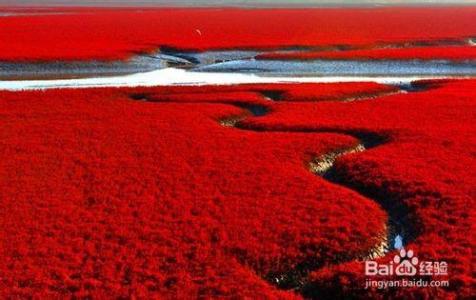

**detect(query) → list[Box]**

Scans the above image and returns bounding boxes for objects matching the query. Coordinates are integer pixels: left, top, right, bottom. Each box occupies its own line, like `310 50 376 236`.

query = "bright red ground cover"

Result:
1 7 476 61
0 80 474 298
239 79 476 298
256 46 476 61
133 82 397 102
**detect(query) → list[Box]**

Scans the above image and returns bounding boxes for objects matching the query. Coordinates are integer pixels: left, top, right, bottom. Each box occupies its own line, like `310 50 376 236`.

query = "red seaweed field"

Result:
1 7 476 61
0 6 475 299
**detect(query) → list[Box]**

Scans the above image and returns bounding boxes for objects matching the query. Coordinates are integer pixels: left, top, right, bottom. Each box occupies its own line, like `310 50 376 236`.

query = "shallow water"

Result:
0 67 464 91
1 48 476 89
195 59 476 76
3 48 476 81
0 56 168 80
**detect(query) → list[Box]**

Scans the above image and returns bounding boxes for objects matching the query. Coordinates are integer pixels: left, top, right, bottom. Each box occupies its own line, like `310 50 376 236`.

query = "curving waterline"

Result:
131 85 417 291
228 120 409 290
0 67 472 91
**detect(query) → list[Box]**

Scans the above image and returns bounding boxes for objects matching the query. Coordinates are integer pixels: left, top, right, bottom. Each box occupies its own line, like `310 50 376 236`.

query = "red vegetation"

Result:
1 7 476 61
135 82 397 102
256 46 476 61
0 84 389 298
0 80 474 298
238 79 475 298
